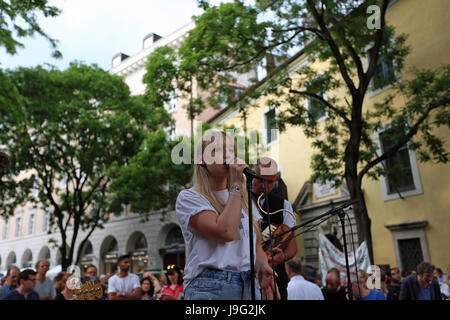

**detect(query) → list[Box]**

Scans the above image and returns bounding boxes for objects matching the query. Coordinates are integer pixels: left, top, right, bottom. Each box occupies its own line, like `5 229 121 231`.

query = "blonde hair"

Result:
192 130 260 240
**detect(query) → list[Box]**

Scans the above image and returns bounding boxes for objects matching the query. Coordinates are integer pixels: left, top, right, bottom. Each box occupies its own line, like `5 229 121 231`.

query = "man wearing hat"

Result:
285 258 324 300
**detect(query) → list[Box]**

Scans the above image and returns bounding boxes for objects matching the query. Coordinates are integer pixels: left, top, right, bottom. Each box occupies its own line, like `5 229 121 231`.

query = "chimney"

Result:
112 53 130 68
143 33 162 49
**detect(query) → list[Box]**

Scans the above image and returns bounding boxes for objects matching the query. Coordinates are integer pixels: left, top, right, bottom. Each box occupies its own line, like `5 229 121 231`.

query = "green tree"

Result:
0 62 171 269
181 0 450 261
0 0 61 127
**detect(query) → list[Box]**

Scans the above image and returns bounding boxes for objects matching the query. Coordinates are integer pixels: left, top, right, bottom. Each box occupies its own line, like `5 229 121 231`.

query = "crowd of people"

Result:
0 256 185 300
285 260 449 300
1 257 448 301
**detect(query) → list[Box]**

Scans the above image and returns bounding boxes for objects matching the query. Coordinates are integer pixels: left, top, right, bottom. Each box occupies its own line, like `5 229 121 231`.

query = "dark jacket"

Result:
387 283 401 300
399 275 442 300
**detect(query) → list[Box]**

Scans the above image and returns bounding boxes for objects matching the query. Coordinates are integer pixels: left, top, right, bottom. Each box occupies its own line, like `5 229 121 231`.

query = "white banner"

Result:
318 233 371 285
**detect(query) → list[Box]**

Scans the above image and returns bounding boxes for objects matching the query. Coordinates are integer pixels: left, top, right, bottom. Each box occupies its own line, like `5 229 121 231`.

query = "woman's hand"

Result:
227 157 247 188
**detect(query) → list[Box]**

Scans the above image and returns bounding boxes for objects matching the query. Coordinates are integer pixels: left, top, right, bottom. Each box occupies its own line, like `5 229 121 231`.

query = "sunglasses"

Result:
166 265 175 270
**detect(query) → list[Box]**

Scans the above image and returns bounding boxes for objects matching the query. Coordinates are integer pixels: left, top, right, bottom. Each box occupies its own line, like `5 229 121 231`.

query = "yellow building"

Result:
208 0 450 274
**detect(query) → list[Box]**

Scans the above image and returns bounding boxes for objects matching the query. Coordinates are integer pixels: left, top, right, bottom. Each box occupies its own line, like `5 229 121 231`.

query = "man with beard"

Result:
322 268 347 301
387 267 402 300
0 266 20 299
252 157 297 300
399 262 442 300
107 255 142 300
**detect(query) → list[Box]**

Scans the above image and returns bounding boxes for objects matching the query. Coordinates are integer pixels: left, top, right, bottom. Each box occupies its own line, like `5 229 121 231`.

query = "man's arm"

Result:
108 287 142 300
255 242 279 300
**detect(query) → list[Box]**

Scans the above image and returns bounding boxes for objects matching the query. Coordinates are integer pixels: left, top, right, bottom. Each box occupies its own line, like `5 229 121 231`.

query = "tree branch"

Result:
289 88 351 126
306 0 357 94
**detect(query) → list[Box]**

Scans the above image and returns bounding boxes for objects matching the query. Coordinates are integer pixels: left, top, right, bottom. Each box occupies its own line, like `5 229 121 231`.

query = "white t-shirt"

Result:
287 275 324 300
257 198 296 228
176 188 261 287
107 273 141 294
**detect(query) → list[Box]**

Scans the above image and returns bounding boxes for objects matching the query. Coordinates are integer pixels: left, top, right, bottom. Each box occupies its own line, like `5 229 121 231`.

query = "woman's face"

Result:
141 279 151 292
167 271 179 285
203 134 235 177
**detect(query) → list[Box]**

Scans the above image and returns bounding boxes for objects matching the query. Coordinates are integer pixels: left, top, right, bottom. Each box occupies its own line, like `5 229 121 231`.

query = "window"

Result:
374 128 423 201
371 59 395 91
164 86 178 113
306 91 328 123
28 209 36 235
165 227 184 246
379 131 415 194
219 86 245 110
365 44 400 97
43 209 50 233
2 218 9 240
15 211 22 238
164 124 177 141
31 181 39 199
262 107 279 146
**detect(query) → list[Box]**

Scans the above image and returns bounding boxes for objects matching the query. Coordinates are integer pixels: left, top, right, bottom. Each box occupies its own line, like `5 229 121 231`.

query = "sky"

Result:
0 0 204 71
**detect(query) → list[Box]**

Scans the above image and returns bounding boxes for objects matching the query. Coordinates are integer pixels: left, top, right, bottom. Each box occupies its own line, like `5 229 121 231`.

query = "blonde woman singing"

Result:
176 130 278 300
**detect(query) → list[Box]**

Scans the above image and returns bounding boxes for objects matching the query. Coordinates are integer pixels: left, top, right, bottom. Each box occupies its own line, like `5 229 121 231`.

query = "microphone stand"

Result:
245 174 256 301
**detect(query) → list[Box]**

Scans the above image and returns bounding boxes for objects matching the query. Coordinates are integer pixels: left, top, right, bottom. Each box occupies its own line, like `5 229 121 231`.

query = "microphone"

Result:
226 159 264 181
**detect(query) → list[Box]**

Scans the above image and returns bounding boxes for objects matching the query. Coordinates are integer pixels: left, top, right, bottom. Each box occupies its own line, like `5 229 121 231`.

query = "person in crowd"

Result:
53 272 67 295
444 265 450 285
34 259 56 300
143 271 161 297
154 272 166 297
107 255 142 300
322 268 347 301
387 267 402 300
285 258 324 300
401 270 409 278
175 130 278 300
54 273 73 300
158 265 184 300
399 261 442 300
301 264 322 286
141 277 156 300
251 157 297 300
346 270 386 300
83 264 99 282
0 266 20 299
433 268 444 284
3 269 40 300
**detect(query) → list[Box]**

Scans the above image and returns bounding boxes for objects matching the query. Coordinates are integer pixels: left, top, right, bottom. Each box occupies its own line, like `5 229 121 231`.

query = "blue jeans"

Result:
184 269 261 300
